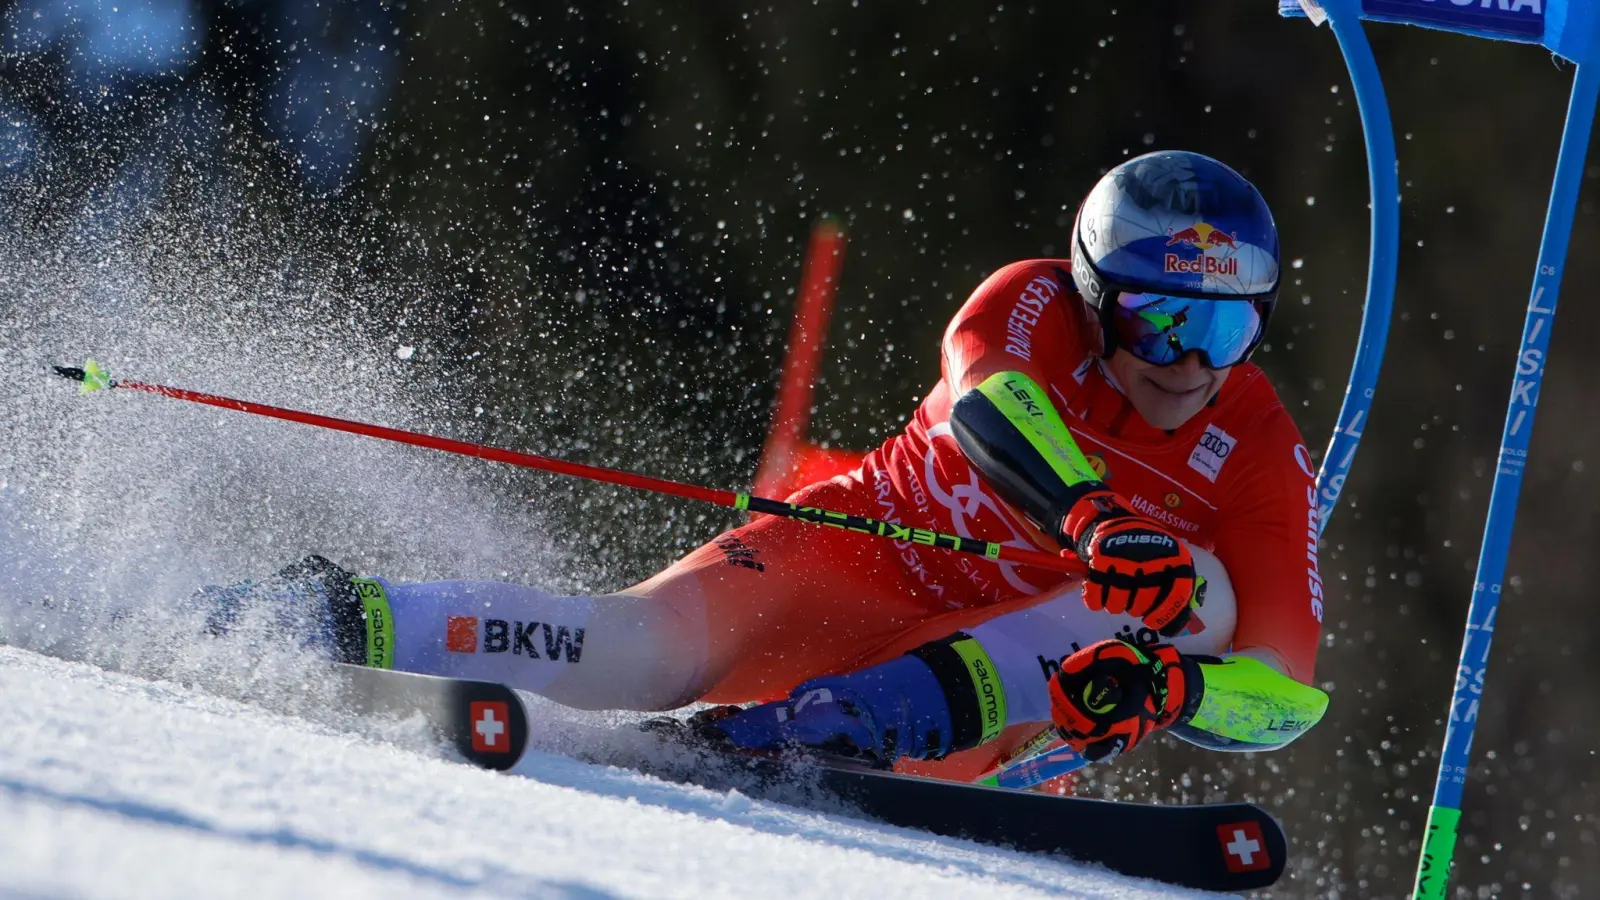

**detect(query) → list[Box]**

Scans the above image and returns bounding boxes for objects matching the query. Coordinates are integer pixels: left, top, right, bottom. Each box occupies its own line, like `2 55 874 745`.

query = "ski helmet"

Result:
1070 151 1280 369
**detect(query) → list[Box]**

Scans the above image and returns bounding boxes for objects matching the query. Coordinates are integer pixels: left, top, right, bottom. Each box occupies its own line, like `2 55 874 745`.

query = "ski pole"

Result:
51 360 1080 575
982 728 1087 789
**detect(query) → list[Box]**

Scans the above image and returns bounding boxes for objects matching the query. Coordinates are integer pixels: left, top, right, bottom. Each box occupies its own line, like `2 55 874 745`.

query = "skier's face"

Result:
1107 348 1230 430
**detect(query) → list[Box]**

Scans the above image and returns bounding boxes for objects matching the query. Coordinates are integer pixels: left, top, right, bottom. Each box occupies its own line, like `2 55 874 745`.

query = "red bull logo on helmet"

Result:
1165 221 1239 276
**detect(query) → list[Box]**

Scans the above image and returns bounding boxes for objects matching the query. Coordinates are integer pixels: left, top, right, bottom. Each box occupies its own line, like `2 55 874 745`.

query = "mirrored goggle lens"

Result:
1110 292 1264 368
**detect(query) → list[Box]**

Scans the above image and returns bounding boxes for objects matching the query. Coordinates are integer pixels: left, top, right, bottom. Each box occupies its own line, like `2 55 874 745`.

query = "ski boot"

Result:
193 554 393 667
690 650 967 768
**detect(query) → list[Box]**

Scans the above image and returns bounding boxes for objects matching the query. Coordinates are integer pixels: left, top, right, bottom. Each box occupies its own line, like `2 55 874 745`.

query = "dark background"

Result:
4 2 1598 897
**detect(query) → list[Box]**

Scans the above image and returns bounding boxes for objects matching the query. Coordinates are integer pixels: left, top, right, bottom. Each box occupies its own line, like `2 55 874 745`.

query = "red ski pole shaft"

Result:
52 364 1079 574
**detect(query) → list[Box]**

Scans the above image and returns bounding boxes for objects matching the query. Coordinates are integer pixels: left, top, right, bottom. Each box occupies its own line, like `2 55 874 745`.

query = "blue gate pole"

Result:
1412 61 1600 900
1312 0 1401 535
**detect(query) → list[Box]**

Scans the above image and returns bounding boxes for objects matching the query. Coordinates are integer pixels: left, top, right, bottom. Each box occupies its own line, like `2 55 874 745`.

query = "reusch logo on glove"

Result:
1102 533 1177 551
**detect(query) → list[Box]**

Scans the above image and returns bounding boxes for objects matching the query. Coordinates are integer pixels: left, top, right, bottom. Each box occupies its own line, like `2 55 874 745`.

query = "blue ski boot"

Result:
193 555 393 667
698 633 1007 766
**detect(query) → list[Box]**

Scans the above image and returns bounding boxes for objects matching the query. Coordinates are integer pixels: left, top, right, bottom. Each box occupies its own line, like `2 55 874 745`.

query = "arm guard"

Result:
1171 655 1329 751
949 370 1104 539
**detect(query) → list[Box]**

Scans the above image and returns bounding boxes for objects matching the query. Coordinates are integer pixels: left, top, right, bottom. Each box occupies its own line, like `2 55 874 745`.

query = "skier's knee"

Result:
621 596 711 710
545 592 710 711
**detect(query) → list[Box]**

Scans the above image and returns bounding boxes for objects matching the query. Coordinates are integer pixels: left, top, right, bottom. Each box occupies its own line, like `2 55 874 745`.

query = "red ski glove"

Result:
1048 639 1199 762
1059 489 1199 636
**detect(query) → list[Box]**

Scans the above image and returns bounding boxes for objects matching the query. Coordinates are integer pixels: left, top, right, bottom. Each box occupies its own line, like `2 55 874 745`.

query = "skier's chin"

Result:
1124 369 1226 430
1131 389 1209 430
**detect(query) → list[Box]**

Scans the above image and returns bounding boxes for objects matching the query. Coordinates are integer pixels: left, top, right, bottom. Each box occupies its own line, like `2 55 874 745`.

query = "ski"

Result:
775 764 1285 891
326 663 530 771
599 733 1286 892
844 755 1292 890
330 665 1286 891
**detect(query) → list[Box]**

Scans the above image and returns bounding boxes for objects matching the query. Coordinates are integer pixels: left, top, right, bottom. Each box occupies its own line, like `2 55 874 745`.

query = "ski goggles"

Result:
1107 291 1270 369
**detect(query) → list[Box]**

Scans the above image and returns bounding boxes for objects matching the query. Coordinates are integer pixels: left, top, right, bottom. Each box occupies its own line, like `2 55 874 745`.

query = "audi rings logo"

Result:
1187 425 1237 484
1199 432 1232 458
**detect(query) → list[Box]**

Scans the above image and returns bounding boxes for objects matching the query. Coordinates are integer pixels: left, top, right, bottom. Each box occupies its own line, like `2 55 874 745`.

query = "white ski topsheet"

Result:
0 646 1223 900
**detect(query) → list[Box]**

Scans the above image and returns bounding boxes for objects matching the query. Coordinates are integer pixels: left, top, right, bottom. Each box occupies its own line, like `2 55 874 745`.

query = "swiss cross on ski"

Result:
1218 821 1271 873
471 701 511 753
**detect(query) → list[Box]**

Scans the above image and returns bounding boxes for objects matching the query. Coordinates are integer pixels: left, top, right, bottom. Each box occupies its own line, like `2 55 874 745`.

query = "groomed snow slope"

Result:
0 646 1226 900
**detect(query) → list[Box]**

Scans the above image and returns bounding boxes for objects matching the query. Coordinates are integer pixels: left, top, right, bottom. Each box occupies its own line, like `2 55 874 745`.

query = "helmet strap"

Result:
1092 291 1119 361
1070 222 1121 362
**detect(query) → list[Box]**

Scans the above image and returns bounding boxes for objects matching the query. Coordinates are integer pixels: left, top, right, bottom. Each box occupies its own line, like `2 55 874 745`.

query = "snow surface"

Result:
0 645 1226 900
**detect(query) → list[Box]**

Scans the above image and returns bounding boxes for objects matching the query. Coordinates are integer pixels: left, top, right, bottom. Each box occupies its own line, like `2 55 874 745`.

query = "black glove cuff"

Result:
1174 653 1213 727
1059 487 1130 555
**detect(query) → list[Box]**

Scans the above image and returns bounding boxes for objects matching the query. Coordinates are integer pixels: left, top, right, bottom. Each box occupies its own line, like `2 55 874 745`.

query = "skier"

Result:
204 150 1329 779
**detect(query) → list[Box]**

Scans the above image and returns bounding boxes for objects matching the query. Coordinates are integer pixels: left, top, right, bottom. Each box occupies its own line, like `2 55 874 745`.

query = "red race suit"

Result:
672 260 1323 777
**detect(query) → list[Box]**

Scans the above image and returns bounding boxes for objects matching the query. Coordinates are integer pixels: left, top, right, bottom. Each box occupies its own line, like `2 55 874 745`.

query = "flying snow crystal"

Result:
396 345 415 360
